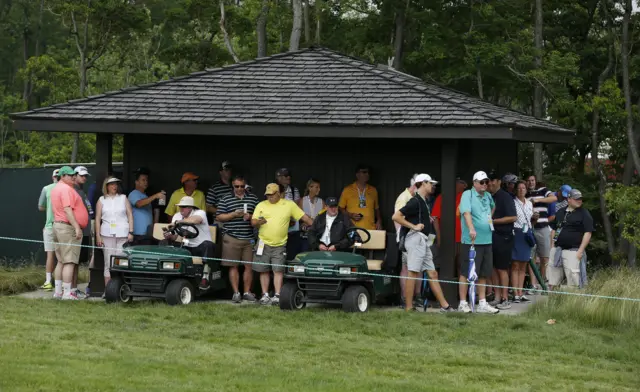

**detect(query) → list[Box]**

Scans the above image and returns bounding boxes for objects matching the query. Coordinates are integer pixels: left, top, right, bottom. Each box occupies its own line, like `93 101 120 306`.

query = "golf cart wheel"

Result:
105 277 133 304
342 285 370 313
280 282 306 310
166 279 194 306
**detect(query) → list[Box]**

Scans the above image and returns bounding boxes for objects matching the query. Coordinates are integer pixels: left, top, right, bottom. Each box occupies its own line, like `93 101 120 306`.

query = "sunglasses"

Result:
478 180 489 185
234 185 245 189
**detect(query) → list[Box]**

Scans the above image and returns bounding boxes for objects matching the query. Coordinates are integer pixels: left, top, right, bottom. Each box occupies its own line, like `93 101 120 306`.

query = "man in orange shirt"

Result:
51 166 89 300
431 178 467 277
338 164 382 230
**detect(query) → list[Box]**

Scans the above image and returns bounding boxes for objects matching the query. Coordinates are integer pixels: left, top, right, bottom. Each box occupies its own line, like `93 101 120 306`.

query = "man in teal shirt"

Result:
457 171 499 314
37 169 60 290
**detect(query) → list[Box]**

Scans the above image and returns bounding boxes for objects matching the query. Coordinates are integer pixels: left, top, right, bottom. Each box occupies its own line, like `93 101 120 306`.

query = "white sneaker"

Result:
458 302 472 313
477 302 500 314
270 295 280 306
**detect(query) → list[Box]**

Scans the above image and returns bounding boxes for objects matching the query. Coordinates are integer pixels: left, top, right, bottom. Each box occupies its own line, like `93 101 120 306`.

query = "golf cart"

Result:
280 227 399 312
104 222 225 305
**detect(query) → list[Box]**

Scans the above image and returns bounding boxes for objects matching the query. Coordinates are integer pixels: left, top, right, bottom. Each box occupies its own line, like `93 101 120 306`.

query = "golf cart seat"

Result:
352 229 386 271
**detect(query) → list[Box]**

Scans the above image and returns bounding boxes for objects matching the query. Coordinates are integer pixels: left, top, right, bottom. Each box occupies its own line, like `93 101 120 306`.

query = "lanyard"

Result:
357 185 367 201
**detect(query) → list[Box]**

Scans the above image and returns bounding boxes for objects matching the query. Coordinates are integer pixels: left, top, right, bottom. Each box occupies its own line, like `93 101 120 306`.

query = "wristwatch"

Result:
129 231 134 235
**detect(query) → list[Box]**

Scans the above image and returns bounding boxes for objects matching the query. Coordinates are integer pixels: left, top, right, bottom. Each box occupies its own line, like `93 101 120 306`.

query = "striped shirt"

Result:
206 180 233 208
527 187 552 229
216 193 259 240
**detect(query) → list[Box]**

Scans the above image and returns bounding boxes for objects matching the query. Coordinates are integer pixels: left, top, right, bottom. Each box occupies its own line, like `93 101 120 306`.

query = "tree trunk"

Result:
533 0 544 180
476 67 483 99
303 0 310 44
315 0 321 44
257 0 270 57
289 0 302 51
219 0 240 62
22 29 30 102
591 43 616 259
622 0 640 175
392 0 409 70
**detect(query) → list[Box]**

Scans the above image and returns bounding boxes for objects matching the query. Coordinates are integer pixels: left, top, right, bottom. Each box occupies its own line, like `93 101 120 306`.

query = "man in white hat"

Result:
38 168 60 290
457 171 499 314
164 196 215 289
393 173 420 307
393 174 454 312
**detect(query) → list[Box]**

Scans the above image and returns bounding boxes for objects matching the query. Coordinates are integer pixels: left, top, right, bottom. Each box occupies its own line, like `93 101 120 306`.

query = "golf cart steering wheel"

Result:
346 227 371 245
172 222 199 239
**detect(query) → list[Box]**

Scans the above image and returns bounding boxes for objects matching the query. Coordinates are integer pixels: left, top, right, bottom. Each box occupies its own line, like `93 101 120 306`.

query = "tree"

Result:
290 0 302 51
533 0 544 181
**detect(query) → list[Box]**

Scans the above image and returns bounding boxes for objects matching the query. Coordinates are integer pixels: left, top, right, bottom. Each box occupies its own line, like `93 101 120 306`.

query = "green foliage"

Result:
606 185 640 252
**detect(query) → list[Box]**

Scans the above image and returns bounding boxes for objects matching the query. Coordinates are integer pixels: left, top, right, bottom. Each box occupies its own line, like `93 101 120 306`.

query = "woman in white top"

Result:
511 181 534 301
298 178 325 252
96 177 134 287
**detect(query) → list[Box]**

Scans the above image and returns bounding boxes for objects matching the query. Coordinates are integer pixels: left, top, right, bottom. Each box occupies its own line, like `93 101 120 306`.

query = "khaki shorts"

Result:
53 222 81 265
252 244 286 273
221 235 254 267
43 227 55 252
547 248 581 287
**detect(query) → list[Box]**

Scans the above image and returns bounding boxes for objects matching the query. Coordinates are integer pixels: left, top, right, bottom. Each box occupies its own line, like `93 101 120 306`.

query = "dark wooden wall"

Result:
124 134 517 227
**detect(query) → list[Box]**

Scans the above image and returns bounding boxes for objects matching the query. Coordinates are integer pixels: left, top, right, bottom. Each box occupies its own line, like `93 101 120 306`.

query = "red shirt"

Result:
432 192 463 243
51 181 89 229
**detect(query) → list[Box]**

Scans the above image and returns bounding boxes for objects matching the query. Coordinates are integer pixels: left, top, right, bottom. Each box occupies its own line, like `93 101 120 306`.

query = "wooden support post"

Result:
440 139 459 307
89 133 112 296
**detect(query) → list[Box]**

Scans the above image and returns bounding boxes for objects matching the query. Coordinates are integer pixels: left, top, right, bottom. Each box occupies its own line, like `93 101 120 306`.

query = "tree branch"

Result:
219 0 240 62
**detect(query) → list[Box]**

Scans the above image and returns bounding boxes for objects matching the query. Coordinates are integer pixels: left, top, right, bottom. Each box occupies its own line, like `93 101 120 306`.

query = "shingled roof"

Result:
11 47 573 141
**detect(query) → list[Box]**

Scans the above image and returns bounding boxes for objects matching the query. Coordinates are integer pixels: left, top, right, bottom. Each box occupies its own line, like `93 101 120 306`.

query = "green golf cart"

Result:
104 222 225 305
280 227 399 312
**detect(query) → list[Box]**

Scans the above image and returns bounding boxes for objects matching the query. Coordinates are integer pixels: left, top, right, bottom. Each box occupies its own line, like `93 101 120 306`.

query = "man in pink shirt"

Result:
51 166 89 300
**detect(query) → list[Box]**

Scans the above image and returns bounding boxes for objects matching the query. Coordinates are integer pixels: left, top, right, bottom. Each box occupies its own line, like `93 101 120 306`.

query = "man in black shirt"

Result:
526 175 558 283
548 189 593 289
392 174 453 312
488 172 517 309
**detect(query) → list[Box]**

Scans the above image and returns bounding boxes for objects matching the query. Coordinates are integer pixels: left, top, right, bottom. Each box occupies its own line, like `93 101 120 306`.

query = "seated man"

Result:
307 197 354 252
163 196 215 289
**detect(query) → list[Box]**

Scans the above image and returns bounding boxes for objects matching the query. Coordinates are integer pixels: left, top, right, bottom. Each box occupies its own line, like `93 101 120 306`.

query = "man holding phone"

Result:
338 164 382 230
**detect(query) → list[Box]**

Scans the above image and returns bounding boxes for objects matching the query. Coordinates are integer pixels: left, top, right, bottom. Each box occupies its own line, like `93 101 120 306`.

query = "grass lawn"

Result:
1 297 638 391
0 265 88 295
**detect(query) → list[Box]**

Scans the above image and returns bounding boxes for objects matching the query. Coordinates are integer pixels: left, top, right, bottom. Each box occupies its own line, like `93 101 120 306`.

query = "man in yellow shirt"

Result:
339 164 382 230
165 172 207 220
252 183 314 305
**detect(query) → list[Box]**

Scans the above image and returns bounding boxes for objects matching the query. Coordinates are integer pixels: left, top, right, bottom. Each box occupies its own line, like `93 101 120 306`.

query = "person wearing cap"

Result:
339 164 382 231
554 185 572 212
502 173 519 197
393 174 454 312
307 196 354 252
95 177 134 289
432 177 468 277
457 171 499 314
487 172 517 310
164 196 215 289
38 168 60 290
275 168 303 260
128 167 165 245
251 183 314 305
50 166 89 300
216 175 260 303
206 161 234 216
526 175 558 284
165 172 206 219
548 189 593 289
394 174 420 306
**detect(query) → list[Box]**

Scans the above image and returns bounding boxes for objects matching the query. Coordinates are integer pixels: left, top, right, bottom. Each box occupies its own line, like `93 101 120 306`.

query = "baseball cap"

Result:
134 166 150 176
560 184 572 198
502 173 518 184
220 161 232 171
52 169 60 178
181 172 199 183
473 171 489 182
105 177 121 185
414 173 438 184
58 166 75 176
265 183 280 195
74 166 90 176
569 189 583 200
275 168 290 177
326 197 339 207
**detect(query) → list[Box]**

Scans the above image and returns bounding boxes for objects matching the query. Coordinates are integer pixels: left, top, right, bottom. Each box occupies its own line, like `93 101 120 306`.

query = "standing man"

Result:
128 167 165 245
393 174 454 312
548 189 593 289
457 171 499 314
394 174 419 307
275 168 302 260
432 178 467 277
165 172 207 220
339 164 383 230
251 184 314 305
206 160 234 217
216 176 260 303
73 166 94 298
488 172 517 309
51 166 89 300
526 175 558 283
38 169 60 290
554 185 572 211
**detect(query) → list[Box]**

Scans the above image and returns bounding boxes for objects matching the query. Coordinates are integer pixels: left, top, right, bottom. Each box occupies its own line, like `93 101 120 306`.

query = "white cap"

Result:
175 196 198 208
52 169 60 177
414 173 438 184
74 166 90 176
473 171 489 182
